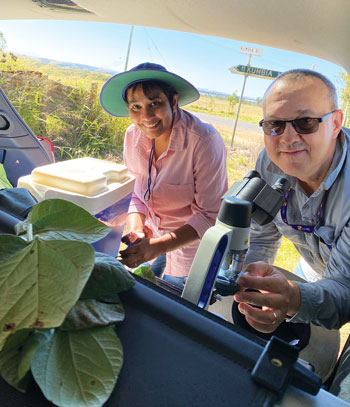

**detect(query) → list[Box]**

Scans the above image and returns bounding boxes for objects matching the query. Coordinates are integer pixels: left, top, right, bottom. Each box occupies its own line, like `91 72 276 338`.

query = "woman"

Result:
100 62 228 287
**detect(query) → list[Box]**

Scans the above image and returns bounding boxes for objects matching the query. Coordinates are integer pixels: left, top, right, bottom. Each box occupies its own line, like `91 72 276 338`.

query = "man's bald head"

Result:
263 69 338 111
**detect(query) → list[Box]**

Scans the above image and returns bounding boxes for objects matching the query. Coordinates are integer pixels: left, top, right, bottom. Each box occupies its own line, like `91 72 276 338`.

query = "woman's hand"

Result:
119 236 164 269
233 261 301 333
119 224 199 269
122 225 153 245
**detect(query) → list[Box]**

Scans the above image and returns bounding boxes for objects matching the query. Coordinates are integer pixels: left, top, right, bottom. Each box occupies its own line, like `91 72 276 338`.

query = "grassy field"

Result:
187 94 262 123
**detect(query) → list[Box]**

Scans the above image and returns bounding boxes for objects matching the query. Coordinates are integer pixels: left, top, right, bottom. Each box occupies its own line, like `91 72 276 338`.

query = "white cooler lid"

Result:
17 157 135 215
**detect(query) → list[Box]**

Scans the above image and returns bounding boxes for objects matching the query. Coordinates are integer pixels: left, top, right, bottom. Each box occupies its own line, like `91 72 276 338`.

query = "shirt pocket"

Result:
153 183 194 213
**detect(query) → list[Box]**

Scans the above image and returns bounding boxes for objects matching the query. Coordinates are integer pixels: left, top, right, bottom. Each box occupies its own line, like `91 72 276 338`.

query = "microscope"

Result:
181 170 290 309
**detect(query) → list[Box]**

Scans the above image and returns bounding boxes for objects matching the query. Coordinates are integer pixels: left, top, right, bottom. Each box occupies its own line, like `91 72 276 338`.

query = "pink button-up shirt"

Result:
123 108 228 276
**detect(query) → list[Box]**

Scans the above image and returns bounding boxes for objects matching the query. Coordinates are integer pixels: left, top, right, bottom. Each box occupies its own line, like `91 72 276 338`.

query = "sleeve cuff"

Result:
285 282 311 323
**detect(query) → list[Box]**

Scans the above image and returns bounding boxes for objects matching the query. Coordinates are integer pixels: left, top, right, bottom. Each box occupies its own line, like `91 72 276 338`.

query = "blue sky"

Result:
0 20 346 100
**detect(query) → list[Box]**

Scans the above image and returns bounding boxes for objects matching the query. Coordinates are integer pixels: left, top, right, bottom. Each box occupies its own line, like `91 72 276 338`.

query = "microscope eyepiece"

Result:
272 177 290 197
243 170 261 180
217 197 253 228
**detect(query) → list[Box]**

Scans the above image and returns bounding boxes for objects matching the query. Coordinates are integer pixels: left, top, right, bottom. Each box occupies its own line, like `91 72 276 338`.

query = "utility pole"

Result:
124 25 134 71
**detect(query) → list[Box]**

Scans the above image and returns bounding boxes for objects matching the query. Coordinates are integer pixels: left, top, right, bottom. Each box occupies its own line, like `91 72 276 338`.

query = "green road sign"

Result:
230 65 281 80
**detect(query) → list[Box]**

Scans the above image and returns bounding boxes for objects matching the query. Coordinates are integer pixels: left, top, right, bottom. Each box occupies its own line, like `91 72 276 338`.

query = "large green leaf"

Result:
0 329 52 392
80 252 135 300
32 326 123 407
0 236 95 349
15 199 111 243
0 234 28 262
59 299 125 331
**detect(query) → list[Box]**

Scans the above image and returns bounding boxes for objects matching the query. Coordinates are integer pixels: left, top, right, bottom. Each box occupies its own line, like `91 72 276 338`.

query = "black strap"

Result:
144 138 155 202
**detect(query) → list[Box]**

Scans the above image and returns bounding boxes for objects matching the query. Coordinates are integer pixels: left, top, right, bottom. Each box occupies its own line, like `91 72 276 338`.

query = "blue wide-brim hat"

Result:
100 62 200 117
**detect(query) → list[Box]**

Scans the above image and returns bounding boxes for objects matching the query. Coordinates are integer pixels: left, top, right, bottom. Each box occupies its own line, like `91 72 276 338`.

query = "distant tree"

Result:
340 72 350 127
256 96 263 106
0 32 7 63
227 91 239 114
0 32 7 52
0 32 18 67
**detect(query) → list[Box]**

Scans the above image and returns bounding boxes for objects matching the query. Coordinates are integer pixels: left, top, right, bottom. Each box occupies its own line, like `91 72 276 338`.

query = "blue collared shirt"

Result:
246 128 350 329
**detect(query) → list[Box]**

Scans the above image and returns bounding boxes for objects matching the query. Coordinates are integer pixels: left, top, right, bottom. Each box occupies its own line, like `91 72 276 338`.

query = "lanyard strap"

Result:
280 188 332 250
144 138 155 202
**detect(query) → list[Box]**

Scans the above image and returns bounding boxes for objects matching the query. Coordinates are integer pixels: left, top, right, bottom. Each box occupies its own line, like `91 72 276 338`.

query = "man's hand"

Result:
233 261 301 333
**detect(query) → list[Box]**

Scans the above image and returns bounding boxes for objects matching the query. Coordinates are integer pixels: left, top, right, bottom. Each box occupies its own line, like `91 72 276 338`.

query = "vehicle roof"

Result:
2 0 349 74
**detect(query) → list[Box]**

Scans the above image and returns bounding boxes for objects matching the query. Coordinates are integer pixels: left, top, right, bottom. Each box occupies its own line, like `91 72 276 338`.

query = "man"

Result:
234 69 350 336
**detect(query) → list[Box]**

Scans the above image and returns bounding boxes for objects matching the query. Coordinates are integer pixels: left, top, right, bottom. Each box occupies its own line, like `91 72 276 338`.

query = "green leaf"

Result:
60 299 125 331
0 234 27 262
0 343 28 392
0 329 52 392
133 265 157 283
15 199 111 243
98 293 121 304
0 164 12 189
2 329 32 352
32 326 123 407
18 330 53 384
80 252 135 300
0 236 95 349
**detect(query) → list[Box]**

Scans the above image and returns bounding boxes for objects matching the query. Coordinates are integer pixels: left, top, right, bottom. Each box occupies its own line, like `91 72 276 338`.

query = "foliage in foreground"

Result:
0 198 135 407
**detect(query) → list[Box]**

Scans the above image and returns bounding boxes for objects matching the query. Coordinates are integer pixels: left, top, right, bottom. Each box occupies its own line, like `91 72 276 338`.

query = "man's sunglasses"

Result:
259 110 336 136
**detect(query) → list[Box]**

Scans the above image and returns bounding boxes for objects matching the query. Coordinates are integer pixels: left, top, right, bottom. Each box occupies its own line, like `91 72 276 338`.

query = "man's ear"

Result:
332 109 344 139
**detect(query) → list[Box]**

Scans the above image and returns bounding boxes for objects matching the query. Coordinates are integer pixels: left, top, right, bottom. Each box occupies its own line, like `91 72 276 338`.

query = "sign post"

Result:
230 54 252 147
229 46 281 147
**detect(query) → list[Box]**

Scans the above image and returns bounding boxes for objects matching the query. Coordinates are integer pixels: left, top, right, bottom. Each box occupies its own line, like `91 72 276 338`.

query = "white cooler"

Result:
17 157 135 257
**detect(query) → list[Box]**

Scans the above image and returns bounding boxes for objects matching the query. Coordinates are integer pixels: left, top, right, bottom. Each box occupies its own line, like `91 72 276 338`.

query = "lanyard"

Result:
144 138 155 202
280 188 332 250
